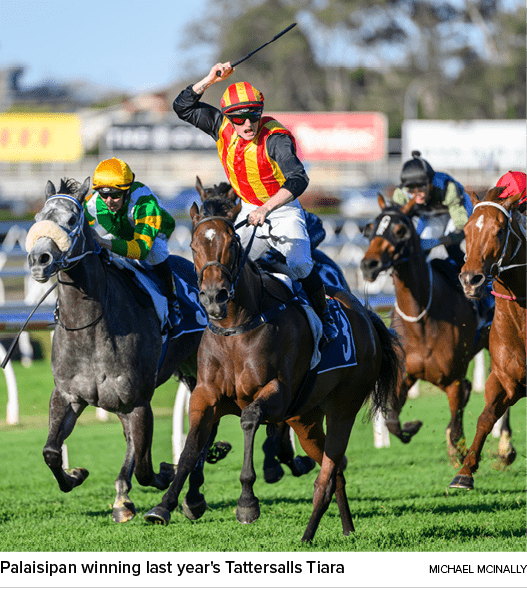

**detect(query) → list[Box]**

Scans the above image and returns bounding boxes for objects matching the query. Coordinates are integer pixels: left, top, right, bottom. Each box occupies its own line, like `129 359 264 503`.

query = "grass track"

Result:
0 358 525 552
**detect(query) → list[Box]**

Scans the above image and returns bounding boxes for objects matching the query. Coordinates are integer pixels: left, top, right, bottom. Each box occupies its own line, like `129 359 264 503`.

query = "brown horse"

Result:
144 194 402 542
452 187 526 489
360 194 490 464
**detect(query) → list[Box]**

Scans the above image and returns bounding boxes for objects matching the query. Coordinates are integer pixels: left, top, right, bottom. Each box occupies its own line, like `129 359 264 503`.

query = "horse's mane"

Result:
201 195 236 219
58 178 82 196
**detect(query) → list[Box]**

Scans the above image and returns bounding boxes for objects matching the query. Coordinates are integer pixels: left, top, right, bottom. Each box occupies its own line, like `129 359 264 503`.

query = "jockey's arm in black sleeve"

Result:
266 133 309 199
173 85 223 140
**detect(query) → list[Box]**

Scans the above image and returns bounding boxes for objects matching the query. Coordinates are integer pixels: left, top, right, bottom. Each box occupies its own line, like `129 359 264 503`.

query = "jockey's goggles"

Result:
227 109 263 125
98 187 125 200
405 183 428 194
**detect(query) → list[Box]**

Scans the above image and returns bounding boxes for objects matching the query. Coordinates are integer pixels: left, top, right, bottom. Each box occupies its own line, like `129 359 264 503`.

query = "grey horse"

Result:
26 177 205 522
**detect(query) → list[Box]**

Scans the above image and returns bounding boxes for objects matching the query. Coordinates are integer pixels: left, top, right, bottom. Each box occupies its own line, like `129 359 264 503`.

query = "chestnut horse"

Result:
144 195 402 542
452 187 526 489
360 195 490 464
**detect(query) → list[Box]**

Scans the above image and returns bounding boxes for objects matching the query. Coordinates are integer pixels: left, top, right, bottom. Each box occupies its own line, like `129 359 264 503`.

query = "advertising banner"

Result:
270 112 387 161
402 120 526 170
0 114 83 162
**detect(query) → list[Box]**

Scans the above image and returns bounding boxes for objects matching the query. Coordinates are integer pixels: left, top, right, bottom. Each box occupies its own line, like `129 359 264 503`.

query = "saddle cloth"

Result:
108 254 207 341
270 273 357 373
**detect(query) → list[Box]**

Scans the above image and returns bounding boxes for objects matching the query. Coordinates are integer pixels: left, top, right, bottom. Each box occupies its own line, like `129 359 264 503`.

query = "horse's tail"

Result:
367 309 404 419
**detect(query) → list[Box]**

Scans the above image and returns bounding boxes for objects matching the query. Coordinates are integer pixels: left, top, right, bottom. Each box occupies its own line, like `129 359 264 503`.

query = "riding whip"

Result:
216 23 297 76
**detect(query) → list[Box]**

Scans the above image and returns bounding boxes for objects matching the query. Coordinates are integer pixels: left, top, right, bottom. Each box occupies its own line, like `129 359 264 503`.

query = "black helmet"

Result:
400 150 435 187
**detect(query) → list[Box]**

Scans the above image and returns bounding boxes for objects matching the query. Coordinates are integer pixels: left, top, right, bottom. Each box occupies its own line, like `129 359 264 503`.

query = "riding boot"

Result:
153 260 181 332
300 268 338 346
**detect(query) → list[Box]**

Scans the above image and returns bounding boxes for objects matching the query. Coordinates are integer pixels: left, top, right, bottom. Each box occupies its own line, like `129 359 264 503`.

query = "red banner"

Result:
269 112 387 162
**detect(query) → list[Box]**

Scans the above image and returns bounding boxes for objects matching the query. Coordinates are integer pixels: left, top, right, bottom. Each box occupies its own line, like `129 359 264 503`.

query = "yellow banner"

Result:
0 114 83 161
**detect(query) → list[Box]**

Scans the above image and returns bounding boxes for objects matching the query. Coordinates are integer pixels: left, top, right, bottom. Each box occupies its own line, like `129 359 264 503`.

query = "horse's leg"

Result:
262 424 285 484
445 378 471 466
42 388 88 492
144 396 215 526
385 375 422 443
112 413 137 523
496 407 517 467
450 374 509 489
182 421 219 520
275 422 316 478
236 403 263 524
298 408 355 543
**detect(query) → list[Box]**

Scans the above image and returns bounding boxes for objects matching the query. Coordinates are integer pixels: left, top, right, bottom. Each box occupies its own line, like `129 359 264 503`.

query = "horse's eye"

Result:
497 228 504 240
67 215 76 226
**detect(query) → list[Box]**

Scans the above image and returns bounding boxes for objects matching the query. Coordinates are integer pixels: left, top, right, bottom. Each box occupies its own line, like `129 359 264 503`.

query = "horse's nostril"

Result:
469 274 486 288
215 289 229 305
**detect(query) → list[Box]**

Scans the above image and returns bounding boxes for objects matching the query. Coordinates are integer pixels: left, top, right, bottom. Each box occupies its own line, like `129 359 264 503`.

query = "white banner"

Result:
402 120 526 171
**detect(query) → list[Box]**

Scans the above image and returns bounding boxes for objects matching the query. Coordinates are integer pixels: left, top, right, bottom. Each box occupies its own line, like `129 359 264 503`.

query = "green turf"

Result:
0 358 525 552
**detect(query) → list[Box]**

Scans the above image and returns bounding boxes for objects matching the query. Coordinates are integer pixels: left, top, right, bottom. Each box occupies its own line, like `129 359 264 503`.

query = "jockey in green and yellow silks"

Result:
86 157 180 327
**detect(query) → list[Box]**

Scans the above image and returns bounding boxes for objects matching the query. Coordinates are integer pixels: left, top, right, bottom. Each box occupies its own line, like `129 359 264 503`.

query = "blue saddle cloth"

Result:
318 297 357 373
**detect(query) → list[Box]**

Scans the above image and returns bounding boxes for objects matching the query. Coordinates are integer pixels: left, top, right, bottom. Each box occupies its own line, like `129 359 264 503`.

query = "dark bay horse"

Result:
26 178 204 522
144 194 402 542
453 187 526 489
360 194 490 464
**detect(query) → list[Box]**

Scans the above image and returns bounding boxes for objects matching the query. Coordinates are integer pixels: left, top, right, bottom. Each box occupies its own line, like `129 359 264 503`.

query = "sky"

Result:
0 0 212 93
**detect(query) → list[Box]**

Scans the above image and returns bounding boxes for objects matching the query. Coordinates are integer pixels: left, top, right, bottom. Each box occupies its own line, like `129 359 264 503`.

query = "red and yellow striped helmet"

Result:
220 82 264 114
92 158 135 191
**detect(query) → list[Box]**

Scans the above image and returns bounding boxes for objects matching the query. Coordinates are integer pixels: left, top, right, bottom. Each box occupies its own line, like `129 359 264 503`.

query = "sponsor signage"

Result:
402 120 526 170
0 114 83 162
104 123 216 152
270 112 387 161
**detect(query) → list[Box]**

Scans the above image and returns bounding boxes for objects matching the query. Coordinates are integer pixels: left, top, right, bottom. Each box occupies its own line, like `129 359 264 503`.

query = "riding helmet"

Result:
400 151 435 187
221 82 264 114
93 158 135 191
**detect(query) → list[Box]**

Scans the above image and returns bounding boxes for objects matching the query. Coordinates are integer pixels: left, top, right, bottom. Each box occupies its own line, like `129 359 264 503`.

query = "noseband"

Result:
44 194 100 271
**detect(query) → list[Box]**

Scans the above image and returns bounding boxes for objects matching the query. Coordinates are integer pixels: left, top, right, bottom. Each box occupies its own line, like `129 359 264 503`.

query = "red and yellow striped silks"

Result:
216 117 295 205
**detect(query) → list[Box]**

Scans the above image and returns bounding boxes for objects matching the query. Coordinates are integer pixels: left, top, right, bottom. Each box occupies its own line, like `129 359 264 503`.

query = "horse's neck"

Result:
57 256 106 314
228 265 262 324
392 252 431 313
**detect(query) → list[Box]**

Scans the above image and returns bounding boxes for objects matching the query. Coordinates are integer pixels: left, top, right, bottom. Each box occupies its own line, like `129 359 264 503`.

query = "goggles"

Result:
405 184 428 194
227 109 263 125
98 188 125 200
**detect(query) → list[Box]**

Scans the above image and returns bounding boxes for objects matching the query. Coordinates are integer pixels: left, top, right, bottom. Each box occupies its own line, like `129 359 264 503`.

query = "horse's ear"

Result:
469 190 481 207
502 191 523 210
77 177 91 203
196 176 206 202
486 186 507 202
401 195 418 216
377 192 387 210
190 202 200 224
45 181 56 199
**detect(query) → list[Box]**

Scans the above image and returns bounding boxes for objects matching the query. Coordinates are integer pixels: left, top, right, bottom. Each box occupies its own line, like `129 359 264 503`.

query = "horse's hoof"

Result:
206 441 232 464
62 468 89 490
236 504 260 524
449 474 474 489
264 463 284 484
112 502 137 523
401 420 423 442
291 456 316 477
144 506 171 525
156 462 177 488
182 497 208 520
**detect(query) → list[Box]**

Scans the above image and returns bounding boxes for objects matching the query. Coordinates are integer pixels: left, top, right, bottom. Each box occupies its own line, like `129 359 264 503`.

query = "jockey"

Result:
85 157 181 328
391 150 472 270
173 62 337 343
494 170 526 214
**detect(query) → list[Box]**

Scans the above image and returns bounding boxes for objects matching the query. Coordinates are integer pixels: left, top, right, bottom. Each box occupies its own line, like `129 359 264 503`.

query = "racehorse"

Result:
144 193 402 542
360 194 490 464
452 187 525 489
26 177 205 523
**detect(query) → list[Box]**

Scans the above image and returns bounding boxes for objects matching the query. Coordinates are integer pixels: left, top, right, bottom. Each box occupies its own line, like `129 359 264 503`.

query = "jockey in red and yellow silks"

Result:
173 66 338 343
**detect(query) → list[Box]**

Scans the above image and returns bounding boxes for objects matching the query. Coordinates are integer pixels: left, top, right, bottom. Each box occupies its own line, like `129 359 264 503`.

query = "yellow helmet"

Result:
92 158 135 191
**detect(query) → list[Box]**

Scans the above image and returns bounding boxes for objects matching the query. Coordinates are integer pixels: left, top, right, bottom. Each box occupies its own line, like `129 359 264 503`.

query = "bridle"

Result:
472 201 526 279
370 208 433 322
44 194 101 271
192 215 266 302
